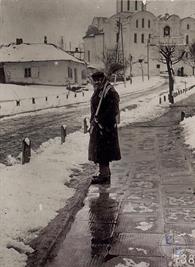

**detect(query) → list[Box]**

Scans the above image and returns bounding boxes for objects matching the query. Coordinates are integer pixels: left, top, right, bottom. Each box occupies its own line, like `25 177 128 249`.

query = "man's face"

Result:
93 77 103 90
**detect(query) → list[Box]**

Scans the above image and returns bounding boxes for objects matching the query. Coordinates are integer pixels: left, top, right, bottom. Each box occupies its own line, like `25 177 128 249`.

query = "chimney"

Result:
44 36 47 44
16 38 23 45
59 36 64 49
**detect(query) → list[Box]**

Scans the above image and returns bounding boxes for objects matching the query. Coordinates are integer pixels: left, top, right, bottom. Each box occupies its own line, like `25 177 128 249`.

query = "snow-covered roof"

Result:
0 43 84 64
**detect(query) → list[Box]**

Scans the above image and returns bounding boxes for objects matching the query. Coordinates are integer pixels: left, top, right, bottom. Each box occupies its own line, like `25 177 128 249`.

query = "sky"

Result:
0 0 195 48
1 75 195 266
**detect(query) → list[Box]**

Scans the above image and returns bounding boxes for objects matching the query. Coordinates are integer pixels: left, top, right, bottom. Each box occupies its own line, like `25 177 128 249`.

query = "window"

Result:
16 100 20 106
24 68 31 78
68 67 73 78
142 18 144 28
116 32 119 42
74 68 78 83
81 69 87 80
127 0 130 10
164 26 170 37
142 2 144 11
187 24 190 30
121 0 123 11
141 33 144 43
88 50 90 62
134 33 137 43
136 19 138 28
148 33 151 40
156 64 160 69
135 0 138 10
148 20 151 28
186 35 189 45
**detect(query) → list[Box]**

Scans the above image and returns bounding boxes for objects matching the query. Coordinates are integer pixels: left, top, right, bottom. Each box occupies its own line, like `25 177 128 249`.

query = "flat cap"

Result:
91 71 106 80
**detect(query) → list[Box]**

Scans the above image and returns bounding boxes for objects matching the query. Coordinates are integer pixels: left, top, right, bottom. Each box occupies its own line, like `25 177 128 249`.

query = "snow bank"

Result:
181 116 195 149
0 131 88 267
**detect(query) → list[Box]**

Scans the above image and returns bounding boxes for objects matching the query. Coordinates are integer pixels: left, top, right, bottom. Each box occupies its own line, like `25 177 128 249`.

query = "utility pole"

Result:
116 18 120 63
120 20 126 87
147 37 150 80
129 54 133 84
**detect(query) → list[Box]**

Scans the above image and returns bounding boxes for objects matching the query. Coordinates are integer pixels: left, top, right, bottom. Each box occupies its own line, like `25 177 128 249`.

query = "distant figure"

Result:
88 71 121 184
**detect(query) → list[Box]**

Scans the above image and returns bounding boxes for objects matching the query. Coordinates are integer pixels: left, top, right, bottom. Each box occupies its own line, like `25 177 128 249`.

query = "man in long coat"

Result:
88 71 121 184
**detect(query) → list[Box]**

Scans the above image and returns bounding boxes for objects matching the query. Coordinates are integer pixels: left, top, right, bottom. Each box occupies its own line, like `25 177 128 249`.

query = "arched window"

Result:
136 19 139 28
135 0 138 10
148 20 151 28
141 33 144 43
187 24 190 30
142 18 144 28
164 26 170 37
121 0 123 12
127 0 130 10
116 32 119 42
134 33 137 43
186 35 189 44
88 50 90 62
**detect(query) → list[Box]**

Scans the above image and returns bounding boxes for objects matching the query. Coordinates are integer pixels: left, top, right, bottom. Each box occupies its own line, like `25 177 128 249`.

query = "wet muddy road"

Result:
0 83 167 164
0 102 89 164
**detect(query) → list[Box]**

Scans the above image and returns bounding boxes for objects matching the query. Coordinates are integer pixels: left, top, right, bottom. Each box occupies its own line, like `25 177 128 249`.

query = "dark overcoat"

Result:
88 82 121 163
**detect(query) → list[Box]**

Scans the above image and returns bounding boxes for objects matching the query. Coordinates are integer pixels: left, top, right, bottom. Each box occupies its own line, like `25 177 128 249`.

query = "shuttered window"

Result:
24 68 31 78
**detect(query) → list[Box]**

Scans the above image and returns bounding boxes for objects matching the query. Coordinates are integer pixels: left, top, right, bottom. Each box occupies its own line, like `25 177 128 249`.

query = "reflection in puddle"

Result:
89 185 119 257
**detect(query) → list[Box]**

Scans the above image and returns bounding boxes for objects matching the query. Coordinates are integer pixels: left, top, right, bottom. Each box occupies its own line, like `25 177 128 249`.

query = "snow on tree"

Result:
159 44 185 104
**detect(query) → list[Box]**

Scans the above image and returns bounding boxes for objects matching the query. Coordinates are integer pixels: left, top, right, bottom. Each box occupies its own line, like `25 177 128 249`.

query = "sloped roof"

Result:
92 17 108 24
0 43 84 64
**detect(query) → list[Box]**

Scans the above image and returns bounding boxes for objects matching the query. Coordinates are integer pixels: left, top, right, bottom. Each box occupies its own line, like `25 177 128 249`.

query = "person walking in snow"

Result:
88 71 121 184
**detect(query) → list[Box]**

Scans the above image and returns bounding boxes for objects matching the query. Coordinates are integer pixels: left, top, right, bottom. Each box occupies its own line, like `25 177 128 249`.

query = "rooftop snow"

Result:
0 43 84 64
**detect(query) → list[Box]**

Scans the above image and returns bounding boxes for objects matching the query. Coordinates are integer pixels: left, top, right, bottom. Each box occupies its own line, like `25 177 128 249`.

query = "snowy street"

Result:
1 76 195 267
0 77 166 165
1 0 195 266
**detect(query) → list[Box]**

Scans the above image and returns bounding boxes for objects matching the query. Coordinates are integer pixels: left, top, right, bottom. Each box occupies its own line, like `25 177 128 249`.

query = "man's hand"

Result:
90 116 103 135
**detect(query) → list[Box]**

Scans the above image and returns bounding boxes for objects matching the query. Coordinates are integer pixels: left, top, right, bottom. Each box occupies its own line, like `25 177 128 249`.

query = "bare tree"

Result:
100 49 126 80
183 43 195 76
159 44 185 104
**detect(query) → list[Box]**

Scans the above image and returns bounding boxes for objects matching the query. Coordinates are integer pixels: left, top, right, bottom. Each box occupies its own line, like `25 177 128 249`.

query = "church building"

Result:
83 0 195 77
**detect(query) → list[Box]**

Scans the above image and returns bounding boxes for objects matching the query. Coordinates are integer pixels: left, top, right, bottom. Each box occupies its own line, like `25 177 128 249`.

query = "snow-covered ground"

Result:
0 76 165 117
181 116 195 155
0 75 195 267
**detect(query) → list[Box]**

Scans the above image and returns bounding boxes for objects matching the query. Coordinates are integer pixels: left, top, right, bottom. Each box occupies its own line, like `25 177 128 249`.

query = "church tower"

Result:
116 0 146 13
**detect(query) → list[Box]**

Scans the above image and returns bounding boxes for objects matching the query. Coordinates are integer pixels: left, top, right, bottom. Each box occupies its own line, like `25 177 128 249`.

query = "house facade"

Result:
0 42 87 86
83 0 195 77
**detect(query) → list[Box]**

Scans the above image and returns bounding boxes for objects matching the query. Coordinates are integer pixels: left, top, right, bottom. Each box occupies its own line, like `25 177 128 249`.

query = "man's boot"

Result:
91 164 111 184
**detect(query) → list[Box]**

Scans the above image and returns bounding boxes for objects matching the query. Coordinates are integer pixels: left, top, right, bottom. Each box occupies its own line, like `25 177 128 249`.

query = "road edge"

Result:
26 166 93 267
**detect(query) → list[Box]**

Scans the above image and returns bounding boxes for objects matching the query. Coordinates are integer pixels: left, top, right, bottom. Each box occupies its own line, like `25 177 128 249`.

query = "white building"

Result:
83 0 195 77
0 42 87 86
